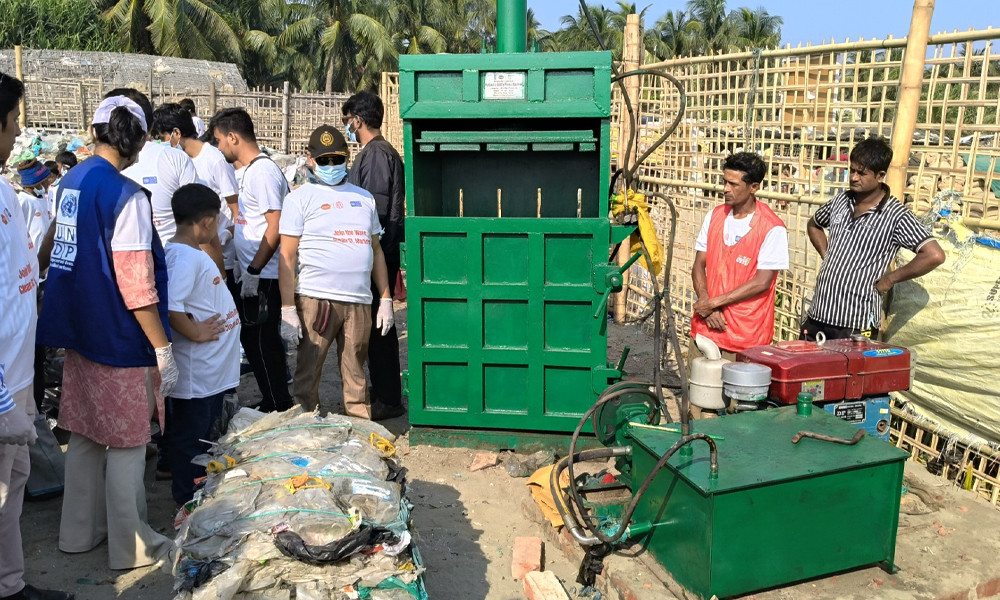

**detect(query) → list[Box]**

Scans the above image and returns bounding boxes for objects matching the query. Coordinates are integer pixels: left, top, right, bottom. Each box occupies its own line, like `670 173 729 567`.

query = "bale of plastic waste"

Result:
171 407 426 600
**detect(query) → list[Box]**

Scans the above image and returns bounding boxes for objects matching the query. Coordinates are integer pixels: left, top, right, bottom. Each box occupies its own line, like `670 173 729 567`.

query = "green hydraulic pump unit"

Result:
554 378 910 599
399 0 637 445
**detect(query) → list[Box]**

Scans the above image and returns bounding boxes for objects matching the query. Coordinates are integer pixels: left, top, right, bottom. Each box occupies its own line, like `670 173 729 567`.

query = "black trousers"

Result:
799 316 879 342
369 261 402 407
227 272 291 412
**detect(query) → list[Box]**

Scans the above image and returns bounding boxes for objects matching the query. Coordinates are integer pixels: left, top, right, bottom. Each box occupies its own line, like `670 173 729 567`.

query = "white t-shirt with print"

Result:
122 142 198 244
191 143 239 269
165 242 241 399
17 190 50 256
695 210 789 270
192 115 206 137
0 178 39 397
279 182 383 304
236 155 286 279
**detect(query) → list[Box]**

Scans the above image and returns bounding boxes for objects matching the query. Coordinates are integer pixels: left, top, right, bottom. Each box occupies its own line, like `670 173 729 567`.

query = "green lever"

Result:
593 251 643 319
616 345 631 372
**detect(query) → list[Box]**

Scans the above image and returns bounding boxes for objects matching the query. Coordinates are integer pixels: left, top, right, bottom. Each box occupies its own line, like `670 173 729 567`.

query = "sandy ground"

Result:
19 303 669 599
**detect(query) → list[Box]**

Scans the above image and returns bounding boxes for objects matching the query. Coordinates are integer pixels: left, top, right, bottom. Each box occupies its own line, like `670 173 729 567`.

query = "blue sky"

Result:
532 1 999 47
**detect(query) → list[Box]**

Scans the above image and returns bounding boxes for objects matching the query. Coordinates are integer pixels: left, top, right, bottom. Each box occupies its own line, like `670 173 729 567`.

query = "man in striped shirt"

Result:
802 137 945 341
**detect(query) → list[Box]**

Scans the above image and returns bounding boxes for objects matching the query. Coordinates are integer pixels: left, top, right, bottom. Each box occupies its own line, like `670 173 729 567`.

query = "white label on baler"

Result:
484 72 526 100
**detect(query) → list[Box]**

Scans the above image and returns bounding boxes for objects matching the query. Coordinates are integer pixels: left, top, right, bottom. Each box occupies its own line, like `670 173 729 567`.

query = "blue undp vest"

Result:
37 156 169 368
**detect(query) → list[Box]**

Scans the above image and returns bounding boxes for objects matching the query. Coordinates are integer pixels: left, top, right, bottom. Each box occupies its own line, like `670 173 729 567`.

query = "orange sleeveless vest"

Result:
691 202 784 352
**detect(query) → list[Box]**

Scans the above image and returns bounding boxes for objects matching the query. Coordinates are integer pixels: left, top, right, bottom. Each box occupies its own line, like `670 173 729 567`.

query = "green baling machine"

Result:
399 4 633 444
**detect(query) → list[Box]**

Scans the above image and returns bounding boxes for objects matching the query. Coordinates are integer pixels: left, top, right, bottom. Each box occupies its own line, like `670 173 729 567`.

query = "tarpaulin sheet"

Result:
885 220 1000 444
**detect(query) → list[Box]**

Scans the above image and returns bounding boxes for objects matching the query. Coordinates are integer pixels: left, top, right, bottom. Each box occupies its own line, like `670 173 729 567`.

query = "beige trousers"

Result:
293 295 372 418
58 371 173 570
0 386 33 597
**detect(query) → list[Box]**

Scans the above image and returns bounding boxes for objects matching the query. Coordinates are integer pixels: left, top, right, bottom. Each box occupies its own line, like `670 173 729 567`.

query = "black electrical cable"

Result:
611 68 687 187
578 0 639 192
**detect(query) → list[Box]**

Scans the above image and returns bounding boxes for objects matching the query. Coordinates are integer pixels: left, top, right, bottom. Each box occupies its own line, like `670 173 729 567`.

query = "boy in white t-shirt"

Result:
277 126 394 419
164 183 241 505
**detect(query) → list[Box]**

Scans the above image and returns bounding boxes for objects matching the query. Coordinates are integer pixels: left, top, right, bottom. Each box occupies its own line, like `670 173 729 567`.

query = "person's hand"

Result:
191 313 225 342
0 408 36 446
693 296 717 318
376 298 395 336
875 274 894 294
280 306 302 348
240 269 260 298
232 258 242 284
706 311 727 331
155 344 179 398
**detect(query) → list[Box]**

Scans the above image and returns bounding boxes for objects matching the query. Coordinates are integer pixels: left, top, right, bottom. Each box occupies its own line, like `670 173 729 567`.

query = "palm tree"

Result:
382 0 449 56
652 9 698 59
686 0 732 54
731 6 782 50
555 3 617 56
103 0 241 62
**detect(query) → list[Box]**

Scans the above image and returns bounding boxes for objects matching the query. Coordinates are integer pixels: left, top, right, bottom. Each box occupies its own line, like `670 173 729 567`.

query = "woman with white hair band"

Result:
36 95 178 570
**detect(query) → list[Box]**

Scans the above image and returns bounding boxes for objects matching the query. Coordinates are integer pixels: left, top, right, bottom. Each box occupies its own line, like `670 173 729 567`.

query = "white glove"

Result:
376 298 395 336
0 408 36 446
240 269 260 298
280 306 302 348
232 258 242 284
155 344 179 398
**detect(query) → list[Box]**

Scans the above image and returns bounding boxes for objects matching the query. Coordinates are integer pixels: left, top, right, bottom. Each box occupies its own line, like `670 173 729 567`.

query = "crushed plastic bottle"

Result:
504 449 556 478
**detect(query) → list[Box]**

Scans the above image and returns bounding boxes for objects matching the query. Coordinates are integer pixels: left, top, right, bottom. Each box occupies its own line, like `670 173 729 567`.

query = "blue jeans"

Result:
165 392 225 505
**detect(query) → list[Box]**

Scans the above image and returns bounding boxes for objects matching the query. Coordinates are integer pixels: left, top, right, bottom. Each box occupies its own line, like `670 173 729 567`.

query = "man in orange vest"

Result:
690 152 789 373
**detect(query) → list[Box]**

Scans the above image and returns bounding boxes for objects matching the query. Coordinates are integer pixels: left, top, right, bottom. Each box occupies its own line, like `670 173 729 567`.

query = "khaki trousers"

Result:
293 295 372 419
58 370 173 570
0 386 33 597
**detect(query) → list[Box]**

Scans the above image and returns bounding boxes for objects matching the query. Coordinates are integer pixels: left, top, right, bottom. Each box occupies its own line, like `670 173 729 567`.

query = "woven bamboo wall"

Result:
618 30 1000 341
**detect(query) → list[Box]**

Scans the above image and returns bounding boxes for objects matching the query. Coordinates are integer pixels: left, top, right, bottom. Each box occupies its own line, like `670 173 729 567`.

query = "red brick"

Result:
523 571 570 600
979 578 1000 598
511 536 543 580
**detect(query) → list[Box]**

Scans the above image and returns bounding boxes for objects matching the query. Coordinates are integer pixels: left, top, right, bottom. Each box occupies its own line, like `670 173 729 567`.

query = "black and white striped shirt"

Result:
808 186 933 329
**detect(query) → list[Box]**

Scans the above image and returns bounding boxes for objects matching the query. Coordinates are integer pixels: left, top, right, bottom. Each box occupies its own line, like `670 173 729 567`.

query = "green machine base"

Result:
626 407 909 600
408 426 602 453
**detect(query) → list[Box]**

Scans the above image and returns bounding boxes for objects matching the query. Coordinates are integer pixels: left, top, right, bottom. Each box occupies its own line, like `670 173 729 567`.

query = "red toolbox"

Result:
736 337 911 404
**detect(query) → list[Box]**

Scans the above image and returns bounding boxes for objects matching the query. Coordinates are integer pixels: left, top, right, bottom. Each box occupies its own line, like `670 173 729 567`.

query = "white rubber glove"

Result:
0 408 36 446
155 344 179 398
376 298 395 336
232 257 242 284
280 306 302 348
240 269 260 298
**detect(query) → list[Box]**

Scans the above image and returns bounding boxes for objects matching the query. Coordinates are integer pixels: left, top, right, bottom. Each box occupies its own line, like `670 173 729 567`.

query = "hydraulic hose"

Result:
554 433 718 546
567 385 660 527
549 446 632 546
639 190 689 434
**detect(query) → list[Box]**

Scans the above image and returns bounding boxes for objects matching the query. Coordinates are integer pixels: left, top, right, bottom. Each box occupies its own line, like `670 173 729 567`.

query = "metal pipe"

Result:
496 0 527 53
791 429 866 445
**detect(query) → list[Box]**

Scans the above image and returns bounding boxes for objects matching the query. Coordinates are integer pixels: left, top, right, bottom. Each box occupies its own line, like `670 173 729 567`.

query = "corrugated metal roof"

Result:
0 48 247 93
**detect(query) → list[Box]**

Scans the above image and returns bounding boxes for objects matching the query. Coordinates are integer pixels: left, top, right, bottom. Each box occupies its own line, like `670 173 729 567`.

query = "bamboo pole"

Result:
887 0 935 196
14 46 25 128
615 13 642 324
281 81 290 154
